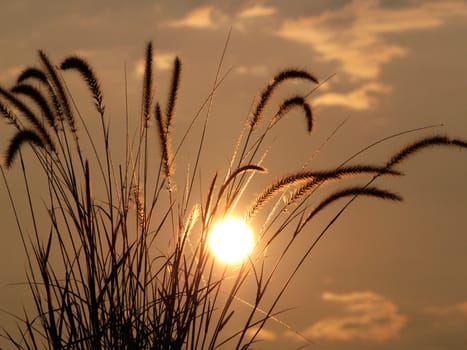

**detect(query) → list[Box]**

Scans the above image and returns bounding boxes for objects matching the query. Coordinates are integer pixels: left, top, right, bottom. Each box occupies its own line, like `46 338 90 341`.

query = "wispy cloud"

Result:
300 291 407 342
154 52 178 71
246 327 277 341
238 5 277 19
314 82 391 110
165 6 226 29
165 4 277 31
163 1 467 110
277 0 467 81
234 65 268 77
134 51 177 76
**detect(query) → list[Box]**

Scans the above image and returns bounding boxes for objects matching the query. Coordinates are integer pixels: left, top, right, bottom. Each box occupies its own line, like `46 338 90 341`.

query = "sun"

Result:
208 217 254 264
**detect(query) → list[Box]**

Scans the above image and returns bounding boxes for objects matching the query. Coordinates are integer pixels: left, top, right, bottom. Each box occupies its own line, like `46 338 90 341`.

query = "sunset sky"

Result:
1 1 467 349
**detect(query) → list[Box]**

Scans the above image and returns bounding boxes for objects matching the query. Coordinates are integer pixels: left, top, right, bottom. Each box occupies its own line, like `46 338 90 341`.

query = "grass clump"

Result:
0 40 466 350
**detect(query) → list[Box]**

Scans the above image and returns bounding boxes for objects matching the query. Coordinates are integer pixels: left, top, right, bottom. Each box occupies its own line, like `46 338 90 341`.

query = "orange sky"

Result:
1 1 467 349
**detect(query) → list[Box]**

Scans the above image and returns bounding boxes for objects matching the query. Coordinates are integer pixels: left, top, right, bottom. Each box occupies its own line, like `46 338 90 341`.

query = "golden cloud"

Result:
165 4 276 32
303 291 407 342
234 65 268 77
238 5 277 19
246 327 277 341
277 0 467 80
166 6 225 29
314 82 391 110
134 52 177 75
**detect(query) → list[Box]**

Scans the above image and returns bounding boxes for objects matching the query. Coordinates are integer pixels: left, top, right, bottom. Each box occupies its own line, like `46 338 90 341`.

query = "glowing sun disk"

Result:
208 217 254 264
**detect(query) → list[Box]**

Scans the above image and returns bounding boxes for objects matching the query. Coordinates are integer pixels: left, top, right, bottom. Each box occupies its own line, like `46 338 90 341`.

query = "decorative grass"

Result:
0 41 466 350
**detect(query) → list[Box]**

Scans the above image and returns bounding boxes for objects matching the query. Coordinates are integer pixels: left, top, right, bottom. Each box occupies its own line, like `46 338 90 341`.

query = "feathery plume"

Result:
60 56 105 116
12 83 56 130
142 42 154 125
38 50 75 132
0 101 19 126
181 204 200 241
132 184 146 229
155 103 174 178
304 186 402 224
0 86 55 151
5 129 46 167
17 66 64 123
17 67 48 85
166 57 182 127
247 165 400 218
387 135 467 169
246 171 317 219
249 69 319 130
275 96 313 133
223 165 266 192
287 166 400 205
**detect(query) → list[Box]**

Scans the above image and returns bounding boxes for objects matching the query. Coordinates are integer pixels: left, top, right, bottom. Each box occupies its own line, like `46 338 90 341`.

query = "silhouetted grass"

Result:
0 41 466 350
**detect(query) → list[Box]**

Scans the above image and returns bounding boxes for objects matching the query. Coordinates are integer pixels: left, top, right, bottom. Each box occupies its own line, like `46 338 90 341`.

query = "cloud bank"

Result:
314 82 391 110
134 51 177 75
165 4 276 30
277 0 467 110
277 0 467 81
166 6 226 29
163 1 467 110
302 291 407 342
238 5 277 19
